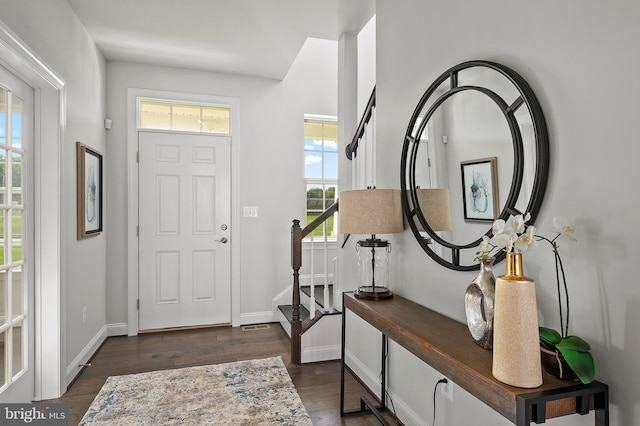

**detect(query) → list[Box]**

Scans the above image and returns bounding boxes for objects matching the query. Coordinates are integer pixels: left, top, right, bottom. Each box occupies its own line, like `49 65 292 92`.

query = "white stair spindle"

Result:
332 256 340 311
323 220 331 312
309 231 315 320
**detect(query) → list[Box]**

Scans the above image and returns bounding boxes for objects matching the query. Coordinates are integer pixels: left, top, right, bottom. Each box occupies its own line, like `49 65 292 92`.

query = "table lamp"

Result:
340 188 404 300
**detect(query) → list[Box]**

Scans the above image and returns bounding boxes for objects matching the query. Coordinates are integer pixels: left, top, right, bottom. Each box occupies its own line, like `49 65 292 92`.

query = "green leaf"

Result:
557 348 596 384
539 334 558 346
539 327 562 344
539 339 556 351
557 335 591 352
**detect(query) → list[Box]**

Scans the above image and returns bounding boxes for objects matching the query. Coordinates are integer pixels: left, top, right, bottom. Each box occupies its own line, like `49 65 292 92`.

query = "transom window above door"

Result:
138 99 231 134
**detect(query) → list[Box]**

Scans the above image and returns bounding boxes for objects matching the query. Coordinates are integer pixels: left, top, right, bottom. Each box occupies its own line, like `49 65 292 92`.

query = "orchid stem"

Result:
553 247 564 338
536 235 570 339
553 243 570 337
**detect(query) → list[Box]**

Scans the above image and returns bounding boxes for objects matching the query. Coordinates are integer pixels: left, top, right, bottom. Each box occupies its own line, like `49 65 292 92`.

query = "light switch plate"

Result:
243 206 258 217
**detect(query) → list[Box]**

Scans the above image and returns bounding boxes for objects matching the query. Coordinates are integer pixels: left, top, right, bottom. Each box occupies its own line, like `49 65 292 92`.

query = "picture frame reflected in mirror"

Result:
461 157 498 222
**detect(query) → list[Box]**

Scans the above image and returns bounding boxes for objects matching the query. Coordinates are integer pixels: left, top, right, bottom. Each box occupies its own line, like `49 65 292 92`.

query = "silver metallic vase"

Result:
464 257 495 350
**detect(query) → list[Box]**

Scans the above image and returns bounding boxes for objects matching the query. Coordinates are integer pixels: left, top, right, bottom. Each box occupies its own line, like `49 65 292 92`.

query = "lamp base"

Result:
354 286 393 300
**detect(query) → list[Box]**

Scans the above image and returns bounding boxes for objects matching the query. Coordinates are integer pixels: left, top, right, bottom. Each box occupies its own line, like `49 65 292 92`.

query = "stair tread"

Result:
278 304 341 324
300 284 334 309
278 304 310 323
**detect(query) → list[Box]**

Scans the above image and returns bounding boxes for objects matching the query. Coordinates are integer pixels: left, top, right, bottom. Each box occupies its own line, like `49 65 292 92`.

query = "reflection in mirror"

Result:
416 189 451 232
401 60 549 271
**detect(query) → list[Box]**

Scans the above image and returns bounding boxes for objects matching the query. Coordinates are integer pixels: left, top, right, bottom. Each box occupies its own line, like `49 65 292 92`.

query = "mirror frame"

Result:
400 60 549 271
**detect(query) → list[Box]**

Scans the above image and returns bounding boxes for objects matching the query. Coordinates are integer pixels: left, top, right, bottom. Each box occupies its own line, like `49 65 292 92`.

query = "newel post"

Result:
291 219 303 364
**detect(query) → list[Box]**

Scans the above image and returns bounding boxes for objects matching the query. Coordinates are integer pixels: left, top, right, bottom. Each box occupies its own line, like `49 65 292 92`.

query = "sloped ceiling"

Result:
66 0 375 80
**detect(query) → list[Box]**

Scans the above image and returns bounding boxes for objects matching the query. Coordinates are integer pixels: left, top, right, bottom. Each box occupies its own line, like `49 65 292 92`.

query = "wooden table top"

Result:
343 291 604 424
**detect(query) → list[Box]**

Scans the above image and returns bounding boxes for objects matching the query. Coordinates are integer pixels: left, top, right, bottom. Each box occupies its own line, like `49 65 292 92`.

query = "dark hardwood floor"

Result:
48 323 398 425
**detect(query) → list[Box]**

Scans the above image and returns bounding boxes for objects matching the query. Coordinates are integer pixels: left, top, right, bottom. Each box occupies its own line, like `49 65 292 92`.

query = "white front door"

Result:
138 131 231 330
0 65 34 402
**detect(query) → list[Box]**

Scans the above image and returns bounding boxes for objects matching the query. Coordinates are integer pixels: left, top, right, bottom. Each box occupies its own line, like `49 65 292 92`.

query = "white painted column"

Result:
337 32 359 295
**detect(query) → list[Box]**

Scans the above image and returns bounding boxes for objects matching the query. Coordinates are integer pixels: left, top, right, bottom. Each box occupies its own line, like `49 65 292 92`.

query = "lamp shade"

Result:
416 188 451 232
340 189 404 235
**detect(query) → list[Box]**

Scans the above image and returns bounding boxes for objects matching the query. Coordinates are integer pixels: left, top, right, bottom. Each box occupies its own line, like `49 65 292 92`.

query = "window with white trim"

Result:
304 116 338 239
138 99 231 134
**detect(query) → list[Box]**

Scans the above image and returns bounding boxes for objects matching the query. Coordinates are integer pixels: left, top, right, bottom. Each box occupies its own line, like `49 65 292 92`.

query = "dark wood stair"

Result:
300 284 338 310
278 303 311 323
278 285 341 326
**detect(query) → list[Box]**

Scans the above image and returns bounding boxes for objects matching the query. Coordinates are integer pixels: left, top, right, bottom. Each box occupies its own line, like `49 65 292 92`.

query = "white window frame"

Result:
304 115 338 242
136 97 231 135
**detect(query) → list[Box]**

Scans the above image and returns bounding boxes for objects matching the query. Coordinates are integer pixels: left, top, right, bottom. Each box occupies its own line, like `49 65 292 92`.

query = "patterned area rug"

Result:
79 356 312 425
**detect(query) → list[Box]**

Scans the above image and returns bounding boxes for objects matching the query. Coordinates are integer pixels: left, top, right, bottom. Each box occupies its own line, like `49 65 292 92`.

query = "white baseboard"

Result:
107 323 128 336
344 348 379 391
65 325 108 387
344 348 424 426
274 309 290 336
301 344 341 363
106 313 275 337
239 311 274 325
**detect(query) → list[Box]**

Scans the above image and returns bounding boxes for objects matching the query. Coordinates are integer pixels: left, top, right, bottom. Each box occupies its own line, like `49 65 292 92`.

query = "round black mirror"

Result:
401 60 549 271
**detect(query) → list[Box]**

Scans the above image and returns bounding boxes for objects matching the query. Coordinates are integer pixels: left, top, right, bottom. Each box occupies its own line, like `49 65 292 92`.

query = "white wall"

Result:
365 1 640 425
105 38 338 326
357 15 376 117
0 0 107 392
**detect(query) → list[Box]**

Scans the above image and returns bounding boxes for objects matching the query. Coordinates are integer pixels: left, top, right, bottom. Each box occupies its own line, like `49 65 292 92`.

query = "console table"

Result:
340 292 609 425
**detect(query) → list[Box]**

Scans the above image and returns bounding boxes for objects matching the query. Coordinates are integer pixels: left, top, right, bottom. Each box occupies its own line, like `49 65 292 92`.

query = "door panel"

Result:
138 132 230 330
0 64 34 402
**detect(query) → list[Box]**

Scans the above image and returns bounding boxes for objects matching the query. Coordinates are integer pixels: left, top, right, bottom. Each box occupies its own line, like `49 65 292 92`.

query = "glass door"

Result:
0 65 33 402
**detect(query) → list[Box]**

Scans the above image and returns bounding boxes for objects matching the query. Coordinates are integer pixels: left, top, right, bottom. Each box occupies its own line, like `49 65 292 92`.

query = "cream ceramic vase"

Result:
492 252 542 388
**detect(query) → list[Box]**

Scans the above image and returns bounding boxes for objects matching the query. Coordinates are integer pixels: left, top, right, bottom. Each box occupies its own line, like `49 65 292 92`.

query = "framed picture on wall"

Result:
461 157 498 222
77 142 103 239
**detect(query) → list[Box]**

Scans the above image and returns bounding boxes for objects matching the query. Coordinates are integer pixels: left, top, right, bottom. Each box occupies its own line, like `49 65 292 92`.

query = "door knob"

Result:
215 237 228 244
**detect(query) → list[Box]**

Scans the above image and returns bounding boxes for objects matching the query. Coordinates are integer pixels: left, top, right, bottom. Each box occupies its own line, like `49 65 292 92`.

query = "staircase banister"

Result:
300 200 339 239
289 87 376 364
291 219 302 268
345 86 376 160
290 200 339 365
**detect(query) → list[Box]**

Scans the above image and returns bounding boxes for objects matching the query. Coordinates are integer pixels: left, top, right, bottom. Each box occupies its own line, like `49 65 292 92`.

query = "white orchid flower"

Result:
514 225 537 252
478 235 491 252
494 231 516 253
491 219 506 236
477 212 575 264
552 216 576 241
474 235 494 261
511 213 530 234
